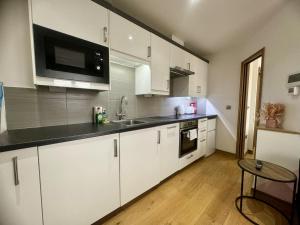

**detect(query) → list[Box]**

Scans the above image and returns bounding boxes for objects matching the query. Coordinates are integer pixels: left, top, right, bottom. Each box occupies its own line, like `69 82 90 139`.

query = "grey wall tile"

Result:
4 64 206 130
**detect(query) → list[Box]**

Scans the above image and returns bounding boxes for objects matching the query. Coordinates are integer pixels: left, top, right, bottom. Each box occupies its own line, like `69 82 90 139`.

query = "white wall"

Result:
0 0 34 88
208 0 300 153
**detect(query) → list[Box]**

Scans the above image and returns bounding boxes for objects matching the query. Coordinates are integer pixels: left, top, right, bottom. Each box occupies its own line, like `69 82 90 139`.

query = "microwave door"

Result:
33 24 109 84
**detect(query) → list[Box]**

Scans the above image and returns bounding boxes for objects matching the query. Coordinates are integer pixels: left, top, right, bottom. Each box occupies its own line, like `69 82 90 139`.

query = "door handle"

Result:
103 27 108 43
12 157 19 186
114 139 118 157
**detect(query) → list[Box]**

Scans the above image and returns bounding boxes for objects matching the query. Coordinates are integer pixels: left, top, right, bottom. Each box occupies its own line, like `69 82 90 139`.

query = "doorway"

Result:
236 48 265 159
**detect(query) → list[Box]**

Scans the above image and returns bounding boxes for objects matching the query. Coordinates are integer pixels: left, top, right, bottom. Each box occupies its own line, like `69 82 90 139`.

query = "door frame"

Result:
236 48 265 159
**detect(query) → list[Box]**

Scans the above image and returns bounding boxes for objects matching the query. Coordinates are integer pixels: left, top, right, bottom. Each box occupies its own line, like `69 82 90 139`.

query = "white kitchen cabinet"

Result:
170 44 186 69
179 151 198 170
172 56 208 97
31 0 109 46
135 34 170 95
110 12 151 60
120 128 160 205
159 124 179 181
206 118 216 156
197 118 208 159
0 148 43 225
39 134 120 225
150 34 170 93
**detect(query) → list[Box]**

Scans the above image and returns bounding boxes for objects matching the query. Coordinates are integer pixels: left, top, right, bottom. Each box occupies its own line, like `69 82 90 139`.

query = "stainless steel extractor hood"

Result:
170 66 195 78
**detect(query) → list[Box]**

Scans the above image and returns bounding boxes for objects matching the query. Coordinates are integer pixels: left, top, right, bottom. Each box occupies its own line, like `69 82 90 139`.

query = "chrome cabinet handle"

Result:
147 46 151 57
167 125 177 129
12 157 19 186
197 85 201 93
200 139 206 142
114 139 118 157
188 63 191 70
201 129 206 132
167 80 170 90
157 130 161 144
103 27 108 43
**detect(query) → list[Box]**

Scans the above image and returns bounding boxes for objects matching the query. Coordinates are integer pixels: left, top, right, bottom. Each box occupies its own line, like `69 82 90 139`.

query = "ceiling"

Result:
106 0 288 57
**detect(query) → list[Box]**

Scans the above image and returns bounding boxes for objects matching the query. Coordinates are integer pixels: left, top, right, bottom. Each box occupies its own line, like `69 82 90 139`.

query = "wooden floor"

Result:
99 151 289 225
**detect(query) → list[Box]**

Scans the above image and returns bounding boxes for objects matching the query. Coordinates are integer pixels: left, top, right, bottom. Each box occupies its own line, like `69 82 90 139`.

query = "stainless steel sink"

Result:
112 119 146 126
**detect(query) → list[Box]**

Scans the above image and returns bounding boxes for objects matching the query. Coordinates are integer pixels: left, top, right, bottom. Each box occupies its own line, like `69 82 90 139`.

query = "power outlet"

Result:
226 105 231 110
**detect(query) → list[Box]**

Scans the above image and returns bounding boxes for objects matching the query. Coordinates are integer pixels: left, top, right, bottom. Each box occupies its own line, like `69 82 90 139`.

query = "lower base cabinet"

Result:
38 134 120 225
120 128 160 205
159 124 179 181
0 147 43 225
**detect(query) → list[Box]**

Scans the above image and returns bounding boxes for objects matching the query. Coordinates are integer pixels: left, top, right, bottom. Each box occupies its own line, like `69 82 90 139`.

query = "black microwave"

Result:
33 24 109 84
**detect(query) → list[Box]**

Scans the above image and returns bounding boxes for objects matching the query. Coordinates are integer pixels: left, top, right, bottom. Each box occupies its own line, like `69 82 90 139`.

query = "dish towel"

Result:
189 129 198 141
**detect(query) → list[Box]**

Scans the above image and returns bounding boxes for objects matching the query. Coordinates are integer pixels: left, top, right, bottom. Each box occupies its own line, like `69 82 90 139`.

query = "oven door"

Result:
180 129 198 157
33 24 109 84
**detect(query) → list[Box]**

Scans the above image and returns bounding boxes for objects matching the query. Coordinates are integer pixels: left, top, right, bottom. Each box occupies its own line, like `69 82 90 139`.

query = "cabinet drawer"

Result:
199 130 207 139
179 151 197 170
198 119 208 129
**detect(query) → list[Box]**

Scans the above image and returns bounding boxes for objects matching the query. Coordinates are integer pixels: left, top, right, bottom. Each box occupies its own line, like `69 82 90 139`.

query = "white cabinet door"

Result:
207 131 216 157
0 148 43 225
39 134 120 225
120 128 159 205
170 44 186 69
110 12 150 60
159 124 179 181
189 58 208 97
151 34 170 93
31 0 109 46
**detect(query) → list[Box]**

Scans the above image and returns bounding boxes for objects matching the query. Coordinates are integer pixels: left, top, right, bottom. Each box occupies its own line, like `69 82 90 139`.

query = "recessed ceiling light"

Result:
128 35 133 40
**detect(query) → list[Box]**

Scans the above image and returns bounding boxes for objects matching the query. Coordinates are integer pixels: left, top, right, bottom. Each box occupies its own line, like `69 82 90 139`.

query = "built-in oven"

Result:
179 120 198 157
33 24 109 84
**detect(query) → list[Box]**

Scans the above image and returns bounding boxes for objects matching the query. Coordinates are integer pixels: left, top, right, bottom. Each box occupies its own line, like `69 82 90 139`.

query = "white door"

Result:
31 0 109 46
39 134 120 225
0 148 43 225
151 34 170 93
120 128 159 205
110 12 151 60
159 124 179 181
170 45 186 69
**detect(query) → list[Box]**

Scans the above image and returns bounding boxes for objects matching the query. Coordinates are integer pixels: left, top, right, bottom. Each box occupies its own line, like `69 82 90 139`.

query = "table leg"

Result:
253 175 257 198
240 170 244 211
290 179 297 224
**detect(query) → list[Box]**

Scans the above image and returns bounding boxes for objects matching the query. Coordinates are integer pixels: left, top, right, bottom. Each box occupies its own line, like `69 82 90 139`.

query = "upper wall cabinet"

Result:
30 0 109 46
150 34 170 93
170 45 186 69
135 34 170 95
110 12 151 61
172 55 208 97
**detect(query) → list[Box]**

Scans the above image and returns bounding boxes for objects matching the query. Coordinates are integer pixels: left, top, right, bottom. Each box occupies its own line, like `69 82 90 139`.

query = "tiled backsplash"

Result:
4 63 206 130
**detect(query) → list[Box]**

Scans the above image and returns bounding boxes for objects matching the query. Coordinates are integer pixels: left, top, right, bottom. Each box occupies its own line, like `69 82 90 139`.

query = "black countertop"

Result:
0 114 217 152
